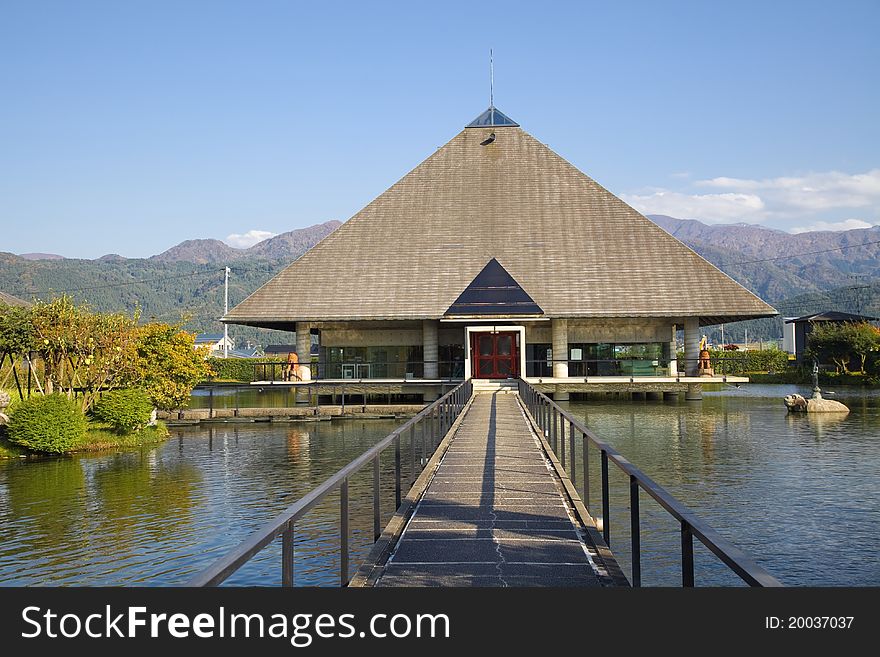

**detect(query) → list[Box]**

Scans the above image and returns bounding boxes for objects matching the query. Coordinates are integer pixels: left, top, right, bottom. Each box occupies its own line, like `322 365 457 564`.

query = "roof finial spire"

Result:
489 48 494 109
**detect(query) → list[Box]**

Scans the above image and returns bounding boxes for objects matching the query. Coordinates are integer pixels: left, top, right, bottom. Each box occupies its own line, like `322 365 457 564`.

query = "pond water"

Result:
0 384 877 586
0 419 408 586
560 384 880 586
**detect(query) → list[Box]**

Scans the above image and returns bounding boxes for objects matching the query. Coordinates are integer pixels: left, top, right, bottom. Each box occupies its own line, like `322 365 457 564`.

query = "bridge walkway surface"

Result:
367 392 620 587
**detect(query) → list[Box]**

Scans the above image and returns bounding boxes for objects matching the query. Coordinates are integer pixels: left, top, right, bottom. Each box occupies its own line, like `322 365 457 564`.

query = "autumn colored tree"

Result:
129 323 214 410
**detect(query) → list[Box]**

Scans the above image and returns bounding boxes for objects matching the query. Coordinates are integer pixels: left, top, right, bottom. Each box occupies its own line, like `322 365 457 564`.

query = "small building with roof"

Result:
194 333 235 357
223 105 777 399
784 311 879 365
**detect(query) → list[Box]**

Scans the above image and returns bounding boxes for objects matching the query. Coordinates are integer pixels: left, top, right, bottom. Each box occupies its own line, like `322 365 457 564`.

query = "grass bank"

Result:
0 421 170 459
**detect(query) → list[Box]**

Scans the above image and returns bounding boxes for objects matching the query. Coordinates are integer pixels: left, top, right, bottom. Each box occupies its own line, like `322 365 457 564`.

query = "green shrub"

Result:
92 388 154 433
7 394 87 453
206 357 281 382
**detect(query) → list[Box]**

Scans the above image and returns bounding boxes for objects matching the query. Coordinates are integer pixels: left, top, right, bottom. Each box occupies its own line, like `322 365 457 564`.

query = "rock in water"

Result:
783 394 808 412
784 393 848 413
806 397 849 413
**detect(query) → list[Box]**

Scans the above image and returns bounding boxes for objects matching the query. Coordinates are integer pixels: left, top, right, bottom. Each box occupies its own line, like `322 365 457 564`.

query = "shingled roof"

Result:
225 110 777 328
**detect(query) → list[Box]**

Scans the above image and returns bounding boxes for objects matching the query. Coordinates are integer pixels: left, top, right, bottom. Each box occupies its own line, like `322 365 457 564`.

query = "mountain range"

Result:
2 216 878 345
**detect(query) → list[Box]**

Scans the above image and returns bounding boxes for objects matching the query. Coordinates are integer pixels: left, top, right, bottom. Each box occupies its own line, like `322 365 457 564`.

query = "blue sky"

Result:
2 0 878 258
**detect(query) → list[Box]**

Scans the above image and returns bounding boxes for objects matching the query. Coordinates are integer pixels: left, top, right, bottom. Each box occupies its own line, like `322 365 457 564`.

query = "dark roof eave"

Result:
697 311 780 327
224 310 779 327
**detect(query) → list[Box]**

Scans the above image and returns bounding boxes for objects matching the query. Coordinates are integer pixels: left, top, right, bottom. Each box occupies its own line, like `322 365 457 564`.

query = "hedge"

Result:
676 348 791 375
6 394 88 453
92 388 154 433
206 357 281 382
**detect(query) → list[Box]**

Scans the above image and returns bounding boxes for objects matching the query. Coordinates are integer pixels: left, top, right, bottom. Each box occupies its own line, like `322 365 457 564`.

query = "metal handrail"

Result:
186 379 473 587
191 380 460 416
251 359 465 383
517 378 783 587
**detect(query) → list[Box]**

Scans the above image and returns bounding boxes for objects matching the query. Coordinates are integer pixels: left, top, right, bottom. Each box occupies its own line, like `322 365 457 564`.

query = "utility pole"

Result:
223 266 230 359
720 324 725 346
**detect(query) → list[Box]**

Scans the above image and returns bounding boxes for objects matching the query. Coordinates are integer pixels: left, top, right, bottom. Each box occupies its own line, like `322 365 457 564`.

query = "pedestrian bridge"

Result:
186 379 781 588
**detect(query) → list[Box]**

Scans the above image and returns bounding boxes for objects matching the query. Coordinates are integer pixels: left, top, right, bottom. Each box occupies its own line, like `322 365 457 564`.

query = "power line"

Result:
26 268 225 295
724 238 880 266
24 262 282 296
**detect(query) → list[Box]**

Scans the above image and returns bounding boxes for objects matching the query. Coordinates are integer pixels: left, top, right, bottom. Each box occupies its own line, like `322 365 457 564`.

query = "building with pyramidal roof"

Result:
223 106 777 399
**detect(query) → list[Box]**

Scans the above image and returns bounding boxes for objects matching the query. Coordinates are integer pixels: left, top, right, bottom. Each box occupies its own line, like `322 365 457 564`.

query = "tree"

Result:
128 323 215 410
0 304 35 399
28 296 139 409
845 322 880 374
806 321 880 374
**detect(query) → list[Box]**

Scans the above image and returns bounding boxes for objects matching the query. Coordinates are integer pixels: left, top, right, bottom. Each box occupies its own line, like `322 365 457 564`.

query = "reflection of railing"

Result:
186 379 473 587
253 360 465 382
525 357 755 378
190 381 464 414
517 378 782 588
526 358 670 377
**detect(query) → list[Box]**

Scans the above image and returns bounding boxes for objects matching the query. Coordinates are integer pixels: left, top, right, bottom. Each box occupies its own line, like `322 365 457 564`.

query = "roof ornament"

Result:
465 51 519 128
489 48 494 115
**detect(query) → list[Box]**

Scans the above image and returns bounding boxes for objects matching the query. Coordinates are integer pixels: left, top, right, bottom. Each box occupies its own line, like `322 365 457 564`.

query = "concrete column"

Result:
683 317 700 377
685 383 703 401
296 323 312 382
551 319 569 401
551 319 569 378
668 324 678 376
423 320 439 380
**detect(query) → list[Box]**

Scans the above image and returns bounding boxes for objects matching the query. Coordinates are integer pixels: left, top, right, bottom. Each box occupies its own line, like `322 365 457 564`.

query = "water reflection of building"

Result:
286 427 312 463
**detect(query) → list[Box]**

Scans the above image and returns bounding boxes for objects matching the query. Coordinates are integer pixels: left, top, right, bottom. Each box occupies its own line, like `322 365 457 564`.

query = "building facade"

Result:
223 107 777 399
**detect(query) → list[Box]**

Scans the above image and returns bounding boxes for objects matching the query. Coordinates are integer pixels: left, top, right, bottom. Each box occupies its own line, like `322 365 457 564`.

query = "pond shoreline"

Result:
0 423 170 459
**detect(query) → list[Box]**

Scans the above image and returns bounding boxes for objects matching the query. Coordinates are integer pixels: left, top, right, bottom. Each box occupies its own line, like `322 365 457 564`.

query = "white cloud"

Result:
224 230 277 249
621 190 766 223
697 169 880 213
789 219 878 234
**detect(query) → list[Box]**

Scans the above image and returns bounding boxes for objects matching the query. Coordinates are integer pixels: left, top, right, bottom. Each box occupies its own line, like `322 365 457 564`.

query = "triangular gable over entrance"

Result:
445 258 543 316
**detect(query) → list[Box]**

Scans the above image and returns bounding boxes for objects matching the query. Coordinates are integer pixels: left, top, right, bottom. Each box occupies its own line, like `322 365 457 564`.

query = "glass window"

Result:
526 344 551 377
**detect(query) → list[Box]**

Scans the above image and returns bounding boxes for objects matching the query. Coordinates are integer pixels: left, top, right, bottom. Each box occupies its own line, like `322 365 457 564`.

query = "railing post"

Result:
681 522 695 587
582 433 590 510
431 406 440 454
421 416 428 465
552 407 558 453
569 420 576 485
340 478 349 586
630 475 641 587
394 434 402 508
372 455 381 541
560 416 566 470
281 521 294 587
410 424 417 483
601 449 610 546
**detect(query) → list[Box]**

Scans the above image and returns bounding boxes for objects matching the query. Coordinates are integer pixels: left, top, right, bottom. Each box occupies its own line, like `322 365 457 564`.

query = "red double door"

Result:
471 331 518 379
